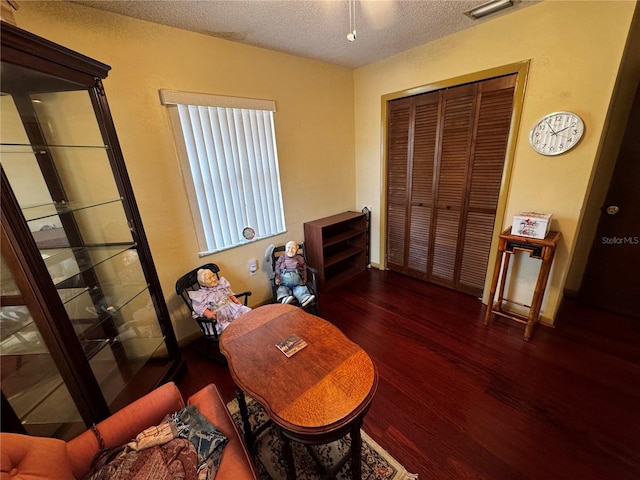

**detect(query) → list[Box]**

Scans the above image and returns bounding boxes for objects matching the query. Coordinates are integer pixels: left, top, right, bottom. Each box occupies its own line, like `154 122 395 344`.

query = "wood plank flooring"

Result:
177 268 640 480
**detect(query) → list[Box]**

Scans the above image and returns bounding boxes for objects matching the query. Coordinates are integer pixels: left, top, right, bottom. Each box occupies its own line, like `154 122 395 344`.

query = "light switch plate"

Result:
248 259 258 275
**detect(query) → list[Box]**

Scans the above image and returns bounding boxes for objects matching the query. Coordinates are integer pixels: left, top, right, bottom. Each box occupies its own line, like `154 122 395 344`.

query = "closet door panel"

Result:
460 76 516 294
407 207 431 274
407 94 438 276
435 85 475 209
459 212 495 295
430 85 475 286
468 77 515 212
386 98 411 269
431 210 460 283
387 204 407 268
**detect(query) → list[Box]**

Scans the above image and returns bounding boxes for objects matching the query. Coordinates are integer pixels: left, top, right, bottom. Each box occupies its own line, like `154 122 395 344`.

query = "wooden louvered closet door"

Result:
386 74 516 296
387 94 439 278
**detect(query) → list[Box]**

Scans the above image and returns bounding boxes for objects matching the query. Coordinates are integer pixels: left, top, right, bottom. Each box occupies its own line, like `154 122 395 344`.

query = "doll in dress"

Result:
274 240 315 307
188 268 251 334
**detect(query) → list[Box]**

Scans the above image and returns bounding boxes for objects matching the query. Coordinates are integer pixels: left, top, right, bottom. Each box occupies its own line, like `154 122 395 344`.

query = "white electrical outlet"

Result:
248 259 258 275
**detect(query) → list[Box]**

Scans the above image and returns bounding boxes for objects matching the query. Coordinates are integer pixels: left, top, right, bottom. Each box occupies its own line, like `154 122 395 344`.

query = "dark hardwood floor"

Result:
177 268 640 480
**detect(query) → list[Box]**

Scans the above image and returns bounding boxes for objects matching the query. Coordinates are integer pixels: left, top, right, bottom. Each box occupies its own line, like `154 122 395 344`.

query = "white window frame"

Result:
160 90 286 255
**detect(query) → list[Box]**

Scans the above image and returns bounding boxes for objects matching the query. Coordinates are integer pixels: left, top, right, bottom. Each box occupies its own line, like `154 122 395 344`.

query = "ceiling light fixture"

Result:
464 0 514 20
347 0 356 42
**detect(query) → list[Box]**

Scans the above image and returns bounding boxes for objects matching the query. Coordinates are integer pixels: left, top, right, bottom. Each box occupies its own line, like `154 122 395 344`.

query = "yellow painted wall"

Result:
15 1 355 342
354 0 636 324
565 6 640 295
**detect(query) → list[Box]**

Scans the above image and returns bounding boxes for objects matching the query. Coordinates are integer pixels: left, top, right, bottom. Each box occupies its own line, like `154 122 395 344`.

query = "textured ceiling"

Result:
72 0 538 68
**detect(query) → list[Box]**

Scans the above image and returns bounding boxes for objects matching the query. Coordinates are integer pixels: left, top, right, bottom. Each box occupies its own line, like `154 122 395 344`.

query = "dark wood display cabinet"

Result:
0 22 184 440
304 211 369 290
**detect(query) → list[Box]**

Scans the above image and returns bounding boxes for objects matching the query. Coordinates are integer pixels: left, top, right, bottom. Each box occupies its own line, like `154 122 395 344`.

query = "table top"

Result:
219 304 377 435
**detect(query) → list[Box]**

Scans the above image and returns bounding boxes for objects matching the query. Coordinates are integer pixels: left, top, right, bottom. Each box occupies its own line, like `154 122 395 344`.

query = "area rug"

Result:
227 397 418 480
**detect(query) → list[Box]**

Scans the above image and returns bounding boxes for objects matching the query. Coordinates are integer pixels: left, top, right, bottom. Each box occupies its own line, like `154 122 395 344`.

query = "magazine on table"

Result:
276 334 308 357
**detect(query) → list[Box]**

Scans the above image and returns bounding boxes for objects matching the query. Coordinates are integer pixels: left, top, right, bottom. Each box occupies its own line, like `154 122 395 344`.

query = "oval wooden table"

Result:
219 304 378 480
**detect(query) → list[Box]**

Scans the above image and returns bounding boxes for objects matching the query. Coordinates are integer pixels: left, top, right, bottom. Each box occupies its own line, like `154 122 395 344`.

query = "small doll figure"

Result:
188 268 251 334
274 240 315 307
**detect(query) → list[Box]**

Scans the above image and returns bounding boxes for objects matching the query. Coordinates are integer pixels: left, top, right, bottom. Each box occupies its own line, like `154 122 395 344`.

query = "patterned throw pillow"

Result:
84 439 199 480
83 406 227 480
168 405 229 480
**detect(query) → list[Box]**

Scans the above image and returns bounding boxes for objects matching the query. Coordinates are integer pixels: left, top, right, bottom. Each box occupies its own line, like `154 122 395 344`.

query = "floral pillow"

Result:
168 405 228 478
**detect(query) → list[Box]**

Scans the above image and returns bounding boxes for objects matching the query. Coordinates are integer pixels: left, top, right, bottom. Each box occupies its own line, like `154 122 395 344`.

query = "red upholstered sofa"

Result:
0 382 257 479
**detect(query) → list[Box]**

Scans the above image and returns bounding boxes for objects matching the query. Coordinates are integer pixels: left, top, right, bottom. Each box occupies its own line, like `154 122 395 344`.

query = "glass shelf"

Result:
41 244 138 288
66 284 152 338
5 363 71 420
19 380 84 439
22 198 124 223
0 321 49 355
57 286 91 305
0 143 108 153
64 283 149 312
0 306 32 341
91 335 168 407
1 254 20 296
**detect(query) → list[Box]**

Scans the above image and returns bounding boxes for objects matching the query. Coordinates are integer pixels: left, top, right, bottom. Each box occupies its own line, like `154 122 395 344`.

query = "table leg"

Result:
485 238 507 325
524 246 556 341
350 419 363 480
235 387 253 448
279 429 297 480
495 251 512 311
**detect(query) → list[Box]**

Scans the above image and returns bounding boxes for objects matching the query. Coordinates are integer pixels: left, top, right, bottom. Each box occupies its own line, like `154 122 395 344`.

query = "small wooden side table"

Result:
484 227 561 340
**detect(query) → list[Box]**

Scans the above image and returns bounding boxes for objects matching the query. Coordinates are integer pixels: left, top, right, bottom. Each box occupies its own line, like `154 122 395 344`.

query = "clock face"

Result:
529 111 584 156
242 226 255 240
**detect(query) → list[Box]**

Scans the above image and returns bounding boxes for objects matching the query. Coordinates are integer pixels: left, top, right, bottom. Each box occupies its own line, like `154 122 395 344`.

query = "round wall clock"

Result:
242 226 255 241
529 111 584 156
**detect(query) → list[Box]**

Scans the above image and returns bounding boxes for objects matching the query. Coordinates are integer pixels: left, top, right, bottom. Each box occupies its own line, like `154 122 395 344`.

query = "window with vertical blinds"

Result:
160 90 286 255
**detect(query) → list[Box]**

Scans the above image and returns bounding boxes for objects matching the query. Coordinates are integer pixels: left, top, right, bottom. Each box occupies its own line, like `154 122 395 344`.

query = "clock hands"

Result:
554 126 577 139
546 124 575 139
545 121 557 135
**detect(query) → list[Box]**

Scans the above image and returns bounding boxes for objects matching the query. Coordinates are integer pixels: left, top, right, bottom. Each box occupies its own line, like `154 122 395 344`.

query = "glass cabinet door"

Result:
0 24 181 439
1 253 85 439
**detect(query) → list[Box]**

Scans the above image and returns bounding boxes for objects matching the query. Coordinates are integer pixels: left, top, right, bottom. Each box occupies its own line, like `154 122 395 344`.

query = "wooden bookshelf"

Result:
304 211 368 290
